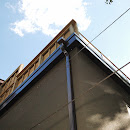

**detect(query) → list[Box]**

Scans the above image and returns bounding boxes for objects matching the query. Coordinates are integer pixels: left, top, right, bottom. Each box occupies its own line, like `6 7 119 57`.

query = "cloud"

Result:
10 19 39 37
9 0 91 37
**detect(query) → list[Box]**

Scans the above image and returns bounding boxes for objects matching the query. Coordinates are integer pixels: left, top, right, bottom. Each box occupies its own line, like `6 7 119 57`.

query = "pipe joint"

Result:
57 37 68 56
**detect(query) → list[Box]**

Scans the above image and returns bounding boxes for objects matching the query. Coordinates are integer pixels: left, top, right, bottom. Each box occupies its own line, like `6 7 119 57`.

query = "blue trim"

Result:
0 32 129 112
0 48 62 110
0 33 77 111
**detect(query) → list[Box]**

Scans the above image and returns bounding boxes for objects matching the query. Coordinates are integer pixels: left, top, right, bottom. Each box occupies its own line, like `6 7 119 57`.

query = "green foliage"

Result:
106 0 113 4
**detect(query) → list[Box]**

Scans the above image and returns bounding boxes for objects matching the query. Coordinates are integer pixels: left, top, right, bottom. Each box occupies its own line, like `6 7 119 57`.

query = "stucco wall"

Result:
0 46 129 130
70 47 130 130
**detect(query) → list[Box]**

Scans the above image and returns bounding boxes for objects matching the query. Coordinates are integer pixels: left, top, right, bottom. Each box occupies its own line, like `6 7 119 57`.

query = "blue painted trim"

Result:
0 33 77 111
0 32 129 112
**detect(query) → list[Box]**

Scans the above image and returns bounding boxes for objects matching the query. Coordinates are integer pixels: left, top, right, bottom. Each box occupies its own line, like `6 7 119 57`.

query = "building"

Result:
0 20 130 130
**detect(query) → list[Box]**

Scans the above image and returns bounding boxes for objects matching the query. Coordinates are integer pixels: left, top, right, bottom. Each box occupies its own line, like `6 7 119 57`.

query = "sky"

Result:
0 0 130 81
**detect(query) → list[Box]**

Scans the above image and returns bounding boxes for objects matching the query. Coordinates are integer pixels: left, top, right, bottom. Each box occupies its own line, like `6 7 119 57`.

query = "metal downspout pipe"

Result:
57 37 77 130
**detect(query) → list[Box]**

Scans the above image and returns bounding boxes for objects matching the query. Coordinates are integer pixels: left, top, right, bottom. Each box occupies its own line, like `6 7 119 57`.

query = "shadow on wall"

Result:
75 81 130 130
87 111 130 130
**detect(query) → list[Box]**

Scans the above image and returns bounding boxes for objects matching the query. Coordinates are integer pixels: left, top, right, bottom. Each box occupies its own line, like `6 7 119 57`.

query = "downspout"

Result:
57 37 77 130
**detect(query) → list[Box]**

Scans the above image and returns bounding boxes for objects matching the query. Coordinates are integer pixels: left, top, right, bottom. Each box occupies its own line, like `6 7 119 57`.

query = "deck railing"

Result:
0 19 79 104
0 64 24 103
1 20 129 105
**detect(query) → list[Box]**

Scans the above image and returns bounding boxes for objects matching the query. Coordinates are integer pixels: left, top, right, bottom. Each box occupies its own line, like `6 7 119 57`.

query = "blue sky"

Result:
0 0 130 80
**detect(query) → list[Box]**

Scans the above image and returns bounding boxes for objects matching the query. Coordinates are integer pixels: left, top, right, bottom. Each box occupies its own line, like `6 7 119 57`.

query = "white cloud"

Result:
10 20 39 37
10 0 91 37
